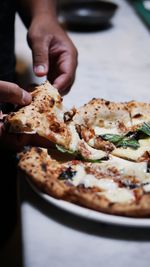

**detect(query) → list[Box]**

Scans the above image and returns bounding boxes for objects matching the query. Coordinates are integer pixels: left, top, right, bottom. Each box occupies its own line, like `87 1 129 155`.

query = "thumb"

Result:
30 37 49 77
0 81 31 105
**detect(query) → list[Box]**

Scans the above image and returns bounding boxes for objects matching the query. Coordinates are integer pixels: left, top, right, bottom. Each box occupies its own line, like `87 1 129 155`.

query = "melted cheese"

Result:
94 126 120 135
98 188 135 203
79 141 107 160
68 124 80 151
70 161 146 204
53 106 65 121
71 165 118 191
46 83 60 100
71 165 86 186
143 183 150 193
112 138 150 162
131 117 149 126
108 156 150 183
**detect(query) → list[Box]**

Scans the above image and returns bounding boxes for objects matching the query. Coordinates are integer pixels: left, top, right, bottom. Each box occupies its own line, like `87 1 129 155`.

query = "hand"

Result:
0 81 54 151
0 81 32 150
27 14 78 94
0 81 31 105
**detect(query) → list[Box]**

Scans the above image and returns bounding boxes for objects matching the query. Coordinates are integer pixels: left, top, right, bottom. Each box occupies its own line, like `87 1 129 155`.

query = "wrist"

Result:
29 0 57 20
30 11 58 26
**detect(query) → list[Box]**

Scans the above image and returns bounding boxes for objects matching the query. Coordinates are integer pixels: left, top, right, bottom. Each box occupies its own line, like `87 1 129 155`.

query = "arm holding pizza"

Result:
17 0 78 94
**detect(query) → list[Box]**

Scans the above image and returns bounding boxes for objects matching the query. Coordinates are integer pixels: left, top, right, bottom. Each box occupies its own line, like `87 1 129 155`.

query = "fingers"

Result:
27 18 78 91
52 51 78 95
53 73 75 96
0 81 31 105
28 31 50 77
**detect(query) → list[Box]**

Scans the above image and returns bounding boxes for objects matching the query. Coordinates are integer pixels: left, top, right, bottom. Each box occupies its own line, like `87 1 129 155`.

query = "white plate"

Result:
27 178 150 228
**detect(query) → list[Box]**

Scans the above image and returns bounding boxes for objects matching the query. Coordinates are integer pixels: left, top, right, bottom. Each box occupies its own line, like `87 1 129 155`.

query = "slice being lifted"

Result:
5 81 107 161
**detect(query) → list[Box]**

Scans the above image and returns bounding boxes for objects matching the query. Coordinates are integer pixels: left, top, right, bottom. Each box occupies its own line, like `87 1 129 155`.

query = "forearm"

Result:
17 0 58 27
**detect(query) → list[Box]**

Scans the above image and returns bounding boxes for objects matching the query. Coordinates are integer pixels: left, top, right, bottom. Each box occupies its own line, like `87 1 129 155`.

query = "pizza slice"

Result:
5 81 107 161
18 146 150 217
69 98 150 162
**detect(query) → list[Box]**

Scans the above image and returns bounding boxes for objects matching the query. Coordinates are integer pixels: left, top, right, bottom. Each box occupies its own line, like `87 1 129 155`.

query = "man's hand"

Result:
27 14 78 95
0 81 32 150
0 81 54 151
0 81 31 105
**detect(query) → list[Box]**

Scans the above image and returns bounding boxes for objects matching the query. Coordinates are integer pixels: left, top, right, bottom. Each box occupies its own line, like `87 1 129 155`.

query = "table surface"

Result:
16 1 150 266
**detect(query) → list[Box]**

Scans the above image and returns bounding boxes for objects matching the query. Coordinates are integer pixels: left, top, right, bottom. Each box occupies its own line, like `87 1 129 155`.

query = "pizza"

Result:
5 81 150 217
18 147 150 217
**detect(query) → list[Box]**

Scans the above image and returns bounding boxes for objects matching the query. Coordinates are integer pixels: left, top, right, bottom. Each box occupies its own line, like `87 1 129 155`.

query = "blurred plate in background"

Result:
58 0 118 32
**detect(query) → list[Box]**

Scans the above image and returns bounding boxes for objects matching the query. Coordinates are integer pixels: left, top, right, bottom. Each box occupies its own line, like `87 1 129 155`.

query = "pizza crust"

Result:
72 98 132 133
127 101 150 126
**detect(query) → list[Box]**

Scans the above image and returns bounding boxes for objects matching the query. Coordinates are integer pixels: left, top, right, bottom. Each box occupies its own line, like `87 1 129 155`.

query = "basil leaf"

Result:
137 122 150 136
85 159 102 163
100 133 140 149
56 144 77 155
116 138 140 149
100 134 123 143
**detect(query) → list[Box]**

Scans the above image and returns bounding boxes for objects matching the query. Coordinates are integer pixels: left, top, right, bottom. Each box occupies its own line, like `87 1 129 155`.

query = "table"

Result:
16 1 150 266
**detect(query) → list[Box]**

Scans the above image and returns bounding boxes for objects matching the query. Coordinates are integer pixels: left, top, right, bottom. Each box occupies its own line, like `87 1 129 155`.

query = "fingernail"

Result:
34 65 46 74
22 90 32 105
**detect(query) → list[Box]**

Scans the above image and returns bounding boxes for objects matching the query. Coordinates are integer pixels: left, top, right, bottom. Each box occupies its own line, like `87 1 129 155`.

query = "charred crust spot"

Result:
64 108 76 123
41 163 47 172
75 124 82 139
49 122 61 133
49 98 55 107
133 113 142 118
105 101 110 106
35 147 43 154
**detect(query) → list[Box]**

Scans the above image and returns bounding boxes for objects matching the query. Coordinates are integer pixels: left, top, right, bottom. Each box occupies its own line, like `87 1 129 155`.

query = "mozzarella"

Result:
98 188 135 203
108 156 150 183
112 138 150 162
71 165 87 186
71 165 118 190
143 183 150 193
94 126 120 135
53 106 65 121
79 140 107 160
68 124 80 151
